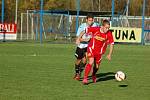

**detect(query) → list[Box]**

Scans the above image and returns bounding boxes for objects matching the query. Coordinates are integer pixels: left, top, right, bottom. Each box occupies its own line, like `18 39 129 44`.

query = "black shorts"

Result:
75 47 87 59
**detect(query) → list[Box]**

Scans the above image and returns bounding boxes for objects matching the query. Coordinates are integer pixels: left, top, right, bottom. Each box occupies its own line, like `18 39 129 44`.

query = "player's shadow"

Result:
85 72 115 84
96 72 115 82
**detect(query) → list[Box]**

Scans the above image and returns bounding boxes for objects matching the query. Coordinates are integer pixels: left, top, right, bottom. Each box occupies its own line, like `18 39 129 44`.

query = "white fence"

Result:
20 12 150 43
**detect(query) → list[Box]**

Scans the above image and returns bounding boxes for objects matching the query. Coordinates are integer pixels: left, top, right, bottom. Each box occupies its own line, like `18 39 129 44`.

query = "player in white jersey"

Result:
73 14 99 80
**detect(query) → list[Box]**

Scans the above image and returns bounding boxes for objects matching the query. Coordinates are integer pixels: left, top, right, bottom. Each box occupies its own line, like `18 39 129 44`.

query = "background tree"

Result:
0 0 149 23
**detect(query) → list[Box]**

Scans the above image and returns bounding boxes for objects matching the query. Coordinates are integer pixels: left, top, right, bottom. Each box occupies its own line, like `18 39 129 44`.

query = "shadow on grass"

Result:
118 84 128 87
80 72 116 85
96 72 115 82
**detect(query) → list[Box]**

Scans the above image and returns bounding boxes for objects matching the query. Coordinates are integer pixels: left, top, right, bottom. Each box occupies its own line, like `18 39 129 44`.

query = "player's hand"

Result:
76 39 80 45
106 54 111 61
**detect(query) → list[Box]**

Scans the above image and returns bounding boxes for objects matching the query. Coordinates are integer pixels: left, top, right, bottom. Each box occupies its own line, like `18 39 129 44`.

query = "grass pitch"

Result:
0 42 150 100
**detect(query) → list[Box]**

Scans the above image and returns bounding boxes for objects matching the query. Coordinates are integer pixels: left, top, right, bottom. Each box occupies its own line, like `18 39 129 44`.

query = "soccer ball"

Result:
115 71 126 81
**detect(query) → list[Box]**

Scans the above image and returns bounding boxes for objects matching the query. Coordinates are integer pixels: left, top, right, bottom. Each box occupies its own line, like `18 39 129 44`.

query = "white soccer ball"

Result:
115 71 126 81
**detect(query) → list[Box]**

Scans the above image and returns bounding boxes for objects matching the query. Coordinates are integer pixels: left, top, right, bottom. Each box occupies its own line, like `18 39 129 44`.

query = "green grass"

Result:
0 42 150 100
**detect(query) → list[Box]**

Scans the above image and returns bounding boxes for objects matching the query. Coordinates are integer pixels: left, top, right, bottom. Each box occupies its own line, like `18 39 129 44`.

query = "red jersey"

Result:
87 27 114 54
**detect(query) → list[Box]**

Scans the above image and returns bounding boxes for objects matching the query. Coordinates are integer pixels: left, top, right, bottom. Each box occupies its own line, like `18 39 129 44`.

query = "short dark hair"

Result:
102 19 110 26
86 13 94 19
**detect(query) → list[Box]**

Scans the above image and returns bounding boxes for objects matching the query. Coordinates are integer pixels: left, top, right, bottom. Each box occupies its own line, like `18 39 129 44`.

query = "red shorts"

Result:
87 47 102 64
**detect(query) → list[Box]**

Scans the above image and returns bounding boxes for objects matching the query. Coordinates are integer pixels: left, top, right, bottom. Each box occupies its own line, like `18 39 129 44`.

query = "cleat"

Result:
73 74 80 80
92 75 96 83
82 78 88 85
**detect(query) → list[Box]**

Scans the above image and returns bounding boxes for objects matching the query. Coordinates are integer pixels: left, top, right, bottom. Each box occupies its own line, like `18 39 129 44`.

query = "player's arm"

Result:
75 24 87 44
77 28 92 43
75 30 85 45
106 44 114 61
76 26 97 44
106 31 114 61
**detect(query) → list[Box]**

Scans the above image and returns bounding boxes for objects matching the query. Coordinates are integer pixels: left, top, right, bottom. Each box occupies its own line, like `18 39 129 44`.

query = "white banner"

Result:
0 34 17 40
0 23 17 40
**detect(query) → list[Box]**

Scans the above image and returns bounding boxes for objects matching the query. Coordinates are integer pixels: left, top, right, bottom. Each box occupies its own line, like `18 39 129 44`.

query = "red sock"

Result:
84 64 92 79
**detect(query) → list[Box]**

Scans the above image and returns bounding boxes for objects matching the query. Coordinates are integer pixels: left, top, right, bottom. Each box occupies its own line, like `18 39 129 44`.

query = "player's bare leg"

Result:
73 59 81 80
82 57 94 84
92 62 99 83
79 56 86 76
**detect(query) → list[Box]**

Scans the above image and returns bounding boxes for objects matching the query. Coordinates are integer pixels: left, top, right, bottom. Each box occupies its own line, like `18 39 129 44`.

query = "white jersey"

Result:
76 22 99 48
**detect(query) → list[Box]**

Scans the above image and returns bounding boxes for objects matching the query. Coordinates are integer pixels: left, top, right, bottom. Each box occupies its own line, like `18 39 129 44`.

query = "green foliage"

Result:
43 0 67 10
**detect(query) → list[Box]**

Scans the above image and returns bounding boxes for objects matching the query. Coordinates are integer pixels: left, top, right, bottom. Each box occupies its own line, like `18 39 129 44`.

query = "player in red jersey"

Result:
78 19 114 84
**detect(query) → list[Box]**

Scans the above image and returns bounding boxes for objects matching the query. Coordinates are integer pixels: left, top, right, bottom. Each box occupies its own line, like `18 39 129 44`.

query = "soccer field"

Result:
0 42 150 100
